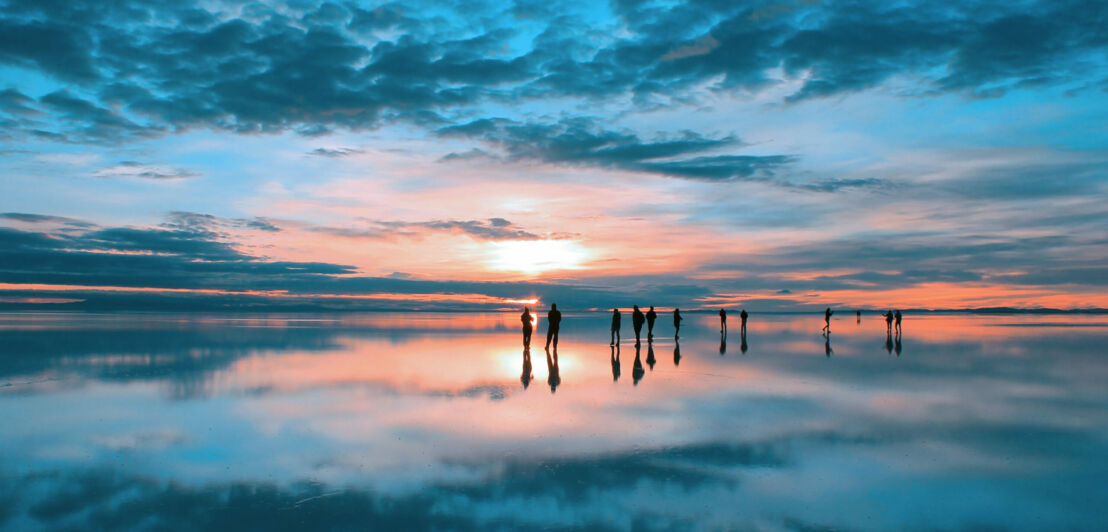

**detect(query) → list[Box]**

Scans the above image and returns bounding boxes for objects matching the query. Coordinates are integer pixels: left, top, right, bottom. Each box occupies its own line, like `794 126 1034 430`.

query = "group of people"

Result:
519 305 904 352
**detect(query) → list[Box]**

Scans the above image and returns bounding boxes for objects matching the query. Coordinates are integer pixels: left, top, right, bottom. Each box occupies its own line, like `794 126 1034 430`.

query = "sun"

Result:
486 240 590 275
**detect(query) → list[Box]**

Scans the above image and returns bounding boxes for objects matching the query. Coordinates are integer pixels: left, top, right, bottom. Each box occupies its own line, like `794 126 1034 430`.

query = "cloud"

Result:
311 217 545 241
92 161 200 180
307 147 365 158
437 117 794 182
0 0 1102 144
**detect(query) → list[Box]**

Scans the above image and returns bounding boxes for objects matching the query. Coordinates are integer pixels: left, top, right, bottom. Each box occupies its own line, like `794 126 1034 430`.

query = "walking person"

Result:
520 306 533 348
610 308 621 345
545 303 562 350
823 307 834 332
632 305 645 345
673 308 683 339
646 306 657 341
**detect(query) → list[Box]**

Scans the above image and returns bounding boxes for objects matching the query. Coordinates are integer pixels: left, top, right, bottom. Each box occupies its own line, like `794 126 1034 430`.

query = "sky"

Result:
1 0 1106 311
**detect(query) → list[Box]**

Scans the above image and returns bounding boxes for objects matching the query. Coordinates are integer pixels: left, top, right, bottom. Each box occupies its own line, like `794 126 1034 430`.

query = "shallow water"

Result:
1 311 1106 531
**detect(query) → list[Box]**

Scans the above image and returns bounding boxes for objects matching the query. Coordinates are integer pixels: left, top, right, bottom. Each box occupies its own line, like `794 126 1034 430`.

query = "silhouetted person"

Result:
611 344 620 382
883 310 894 333
885 329 894 354
824 332 833 357
856 310 861 324
520 307 533 348
823 307 833 332
719 309 727 335
521 347 533 389
739 309 748 335
632 305 645 345
894 310 902 335
546 348 560 393
646 306 657 341
646 341 656 370
610 308 621 345
632 342 644 386
545 303 562 350
673 308 683 339
673 340 681 366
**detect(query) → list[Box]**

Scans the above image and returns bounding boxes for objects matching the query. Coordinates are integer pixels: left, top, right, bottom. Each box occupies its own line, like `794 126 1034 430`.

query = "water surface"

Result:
1 312 1106 530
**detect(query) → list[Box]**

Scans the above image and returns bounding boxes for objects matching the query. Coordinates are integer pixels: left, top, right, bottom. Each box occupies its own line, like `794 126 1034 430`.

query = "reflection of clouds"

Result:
0 314 1106 529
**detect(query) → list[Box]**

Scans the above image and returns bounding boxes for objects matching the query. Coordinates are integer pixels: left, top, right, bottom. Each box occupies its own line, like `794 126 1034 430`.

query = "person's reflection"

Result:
885 329 894 355
824 331 833 357
611 344 621 382
646 341 656 370
632 342 645 386
894 331 902 357
740 330 748 354
546 348 561 393
520 307 533 348
521 347 533 389
673 340 681 367
719 332 727 355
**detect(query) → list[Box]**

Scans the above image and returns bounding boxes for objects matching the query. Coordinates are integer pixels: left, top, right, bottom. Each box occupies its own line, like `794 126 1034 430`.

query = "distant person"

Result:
894 310 902 334
545 303 562 350
823 307 834 332
883 310 894 333
856 310 861 324
646 342 656 370
611 344 620 382
520 307 533 348
739 309 748 334
632 343 645 385
673 308 683 339
546 349 560 393
673 341 681 366
610 308 621 345
632 305 645 345
521 347 533 389
646 306 657 341
719 309 727 335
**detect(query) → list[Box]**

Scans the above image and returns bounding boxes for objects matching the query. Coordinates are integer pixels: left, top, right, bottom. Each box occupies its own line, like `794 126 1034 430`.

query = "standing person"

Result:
545 303 562 350
719 309 727 335
894 310 902 335
739 309 748 335
823 307 834 332
883 310 894 333
673 308 683 339
646 306 657 341
610 308 621 346
520 306 533 348
632 305 645 345
856 310 861 324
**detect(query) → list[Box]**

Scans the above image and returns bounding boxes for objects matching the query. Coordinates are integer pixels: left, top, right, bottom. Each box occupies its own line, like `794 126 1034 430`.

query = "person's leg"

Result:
546 328 553 349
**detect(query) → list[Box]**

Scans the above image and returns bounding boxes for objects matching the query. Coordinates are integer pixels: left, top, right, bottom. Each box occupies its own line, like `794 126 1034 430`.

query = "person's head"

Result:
675 308 680 312
613 308 618 312
524 306 529 312
649 306 654 310
634 305 639 310
551 303 557 310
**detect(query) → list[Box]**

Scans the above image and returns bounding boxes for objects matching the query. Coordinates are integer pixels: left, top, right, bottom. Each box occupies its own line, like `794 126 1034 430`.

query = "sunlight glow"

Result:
486 240 590 275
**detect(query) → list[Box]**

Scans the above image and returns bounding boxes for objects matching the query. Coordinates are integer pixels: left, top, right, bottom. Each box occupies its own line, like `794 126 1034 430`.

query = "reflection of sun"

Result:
486 240 589 275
